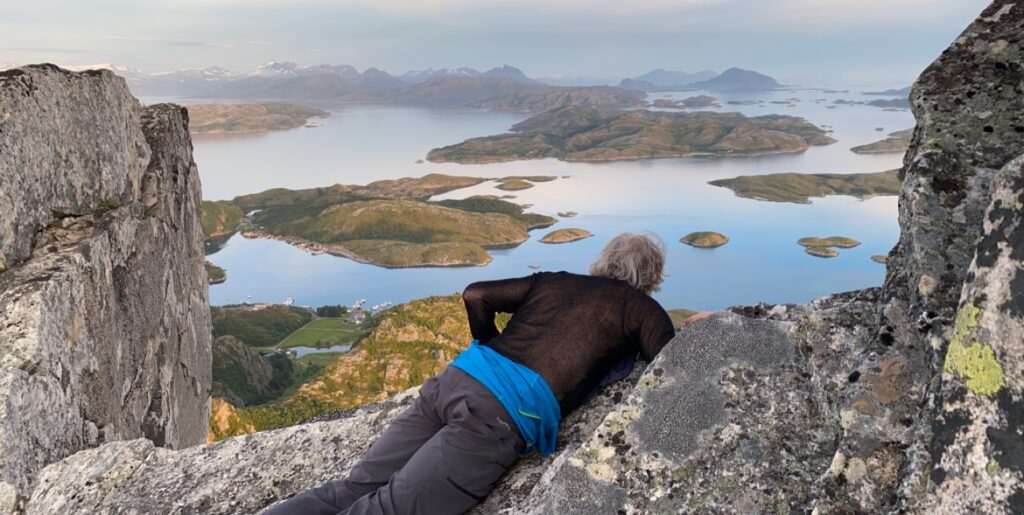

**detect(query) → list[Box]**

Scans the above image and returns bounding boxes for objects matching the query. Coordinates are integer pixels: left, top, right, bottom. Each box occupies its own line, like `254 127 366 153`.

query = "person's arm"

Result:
629 294 676 362
462 274 540 343
681 311 712 326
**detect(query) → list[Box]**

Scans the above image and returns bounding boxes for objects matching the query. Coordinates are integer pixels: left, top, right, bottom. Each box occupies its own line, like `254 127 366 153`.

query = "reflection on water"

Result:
289 345 352 358
192 88 912 310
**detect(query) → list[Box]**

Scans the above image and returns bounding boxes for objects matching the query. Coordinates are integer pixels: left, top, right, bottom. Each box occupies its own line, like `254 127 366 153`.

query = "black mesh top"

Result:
462 271 675 414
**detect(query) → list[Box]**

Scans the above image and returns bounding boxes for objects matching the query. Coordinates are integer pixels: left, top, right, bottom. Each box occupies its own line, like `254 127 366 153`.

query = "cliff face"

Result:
5 2 1024 513
211 336 274 407
0 65 211 507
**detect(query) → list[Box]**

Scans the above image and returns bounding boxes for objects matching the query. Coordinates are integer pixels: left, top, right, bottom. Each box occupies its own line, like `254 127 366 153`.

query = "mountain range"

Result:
108 61 644 112
618 67 779 92
617 68 718 91
11 61 778 112
687 67 781 92
399 64 540 84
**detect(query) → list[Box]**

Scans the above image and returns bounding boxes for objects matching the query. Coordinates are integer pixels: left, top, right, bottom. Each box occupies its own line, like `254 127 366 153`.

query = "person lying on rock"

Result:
266 232 705 515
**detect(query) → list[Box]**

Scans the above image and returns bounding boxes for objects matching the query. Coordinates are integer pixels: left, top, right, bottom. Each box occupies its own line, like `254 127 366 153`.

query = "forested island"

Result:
427 106 836 164
709 170 900 204
540 228 593 244
187 103 330 134
199 174 558 268
850 128 914 154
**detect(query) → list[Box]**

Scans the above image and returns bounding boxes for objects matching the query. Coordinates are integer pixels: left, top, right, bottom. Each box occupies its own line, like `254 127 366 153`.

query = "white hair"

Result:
589 232 666 295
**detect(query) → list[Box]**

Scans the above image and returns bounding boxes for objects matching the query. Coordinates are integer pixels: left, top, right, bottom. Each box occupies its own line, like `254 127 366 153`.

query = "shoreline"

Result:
240 231 514 269
427 145 828 165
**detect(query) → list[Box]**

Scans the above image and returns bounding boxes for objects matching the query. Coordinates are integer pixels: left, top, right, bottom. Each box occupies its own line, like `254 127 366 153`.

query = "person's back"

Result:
464 271 674 413
267 232 689 515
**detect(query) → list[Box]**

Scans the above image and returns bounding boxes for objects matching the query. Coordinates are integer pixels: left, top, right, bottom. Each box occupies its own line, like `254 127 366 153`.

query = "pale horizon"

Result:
1 0 992 85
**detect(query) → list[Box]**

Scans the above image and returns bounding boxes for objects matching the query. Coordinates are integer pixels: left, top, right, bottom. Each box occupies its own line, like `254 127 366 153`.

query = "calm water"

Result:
172 88 912 311
290 345 352 358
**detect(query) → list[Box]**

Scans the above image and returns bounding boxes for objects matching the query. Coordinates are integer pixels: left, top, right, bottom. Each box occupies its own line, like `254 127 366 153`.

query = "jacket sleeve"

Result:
462 274 541 343
628 293 676 362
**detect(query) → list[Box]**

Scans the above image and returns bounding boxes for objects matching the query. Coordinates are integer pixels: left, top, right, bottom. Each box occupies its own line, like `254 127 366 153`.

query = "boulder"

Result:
0 65 211 499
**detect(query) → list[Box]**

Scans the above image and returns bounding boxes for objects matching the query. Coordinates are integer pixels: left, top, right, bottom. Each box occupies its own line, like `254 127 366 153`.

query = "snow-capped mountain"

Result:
249 60 303 77
248 61 361 79
399 67 482 84
151 66 238 81
399 65 537 85
302 64 360 79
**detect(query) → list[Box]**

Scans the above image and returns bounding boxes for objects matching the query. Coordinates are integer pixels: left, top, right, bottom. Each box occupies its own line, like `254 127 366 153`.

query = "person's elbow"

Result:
462 283 485 305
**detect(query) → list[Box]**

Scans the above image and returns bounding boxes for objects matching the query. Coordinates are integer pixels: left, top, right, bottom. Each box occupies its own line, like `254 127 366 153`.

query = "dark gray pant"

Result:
263 366 524 515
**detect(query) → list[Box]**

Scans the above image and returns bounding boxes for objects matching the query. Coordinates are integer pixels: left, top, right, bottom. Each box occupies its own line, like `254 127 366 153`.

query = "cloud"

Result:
105 36 275 49
1 47 86 54
106 35 226 48
174 0 974 20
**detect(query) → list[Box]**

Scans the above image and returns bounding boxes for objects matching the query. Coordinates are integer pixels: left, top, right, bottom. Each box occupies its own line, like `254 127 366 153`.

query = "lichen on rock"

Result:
943 302 1006 396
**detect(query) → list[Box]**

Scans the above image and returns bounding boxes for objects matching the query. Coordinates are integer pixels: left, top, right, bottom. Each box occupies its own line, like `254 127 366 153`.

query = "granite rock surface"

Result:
0 65 211 504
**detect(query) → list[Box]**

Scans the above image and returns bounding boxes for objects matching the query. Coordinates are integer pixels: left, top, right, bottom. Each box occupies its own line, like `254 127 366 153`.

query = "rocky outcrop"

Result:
0 65 210 504
838 1 1024 510
23 368 644 515
5 1 1024 513
922 155 1024 512
25 391 418 515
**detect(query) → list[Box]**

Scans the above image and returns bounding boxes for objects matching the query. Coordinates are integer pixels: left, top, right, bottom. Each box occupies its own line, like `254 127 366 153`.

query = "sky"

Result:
0 0 992 84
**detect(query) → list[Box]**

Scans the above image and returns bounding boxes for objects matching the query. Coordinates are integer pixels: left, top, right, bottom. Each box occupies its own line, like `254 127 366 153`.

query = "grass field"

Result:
279 318 369 348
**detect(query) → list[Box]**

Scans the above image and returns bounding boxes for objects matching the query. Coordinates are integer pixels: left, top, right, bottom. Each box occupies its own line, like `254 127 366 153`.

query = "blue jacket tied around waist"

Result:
450 341 561 455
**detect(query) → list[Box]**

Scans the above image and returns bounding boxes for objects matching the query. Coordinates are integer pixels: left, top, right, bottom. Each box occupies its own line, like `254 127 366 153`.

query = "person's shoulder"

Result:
627 286 668 313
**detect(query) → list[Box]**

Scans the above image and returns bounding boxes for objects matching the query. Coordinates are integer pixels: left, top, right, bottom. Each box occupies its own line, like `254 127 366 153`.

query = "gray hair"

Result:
589 232 666 295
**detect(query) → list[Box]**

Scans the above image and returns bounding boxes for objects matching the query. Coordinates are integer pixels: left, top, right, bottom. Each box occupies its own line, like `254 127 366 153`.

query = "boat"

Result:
528 264 541 270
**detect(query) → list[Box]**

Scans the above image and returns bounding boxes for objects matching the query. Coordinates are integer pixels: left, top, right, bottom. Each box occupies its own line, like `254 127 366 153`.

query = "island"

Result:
798 236 860 259
687 67 780 92
804 246 839 258
201 200 245 239
651 99 684 109
680 95 719 108
427 106 836 164
709 170 900 204
557 211 578 217
797 236 861 248
865 86 911 96
500 175 557 182
244 199 528 267
205 262 227 284
651 95 720 109
496 179 535 191
679 231 729 248
540 228 593 244
872 255 889 264
201 200 247 253
866 98 910 109
223 174 558 268
186 103 330 134
851 129 914 154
